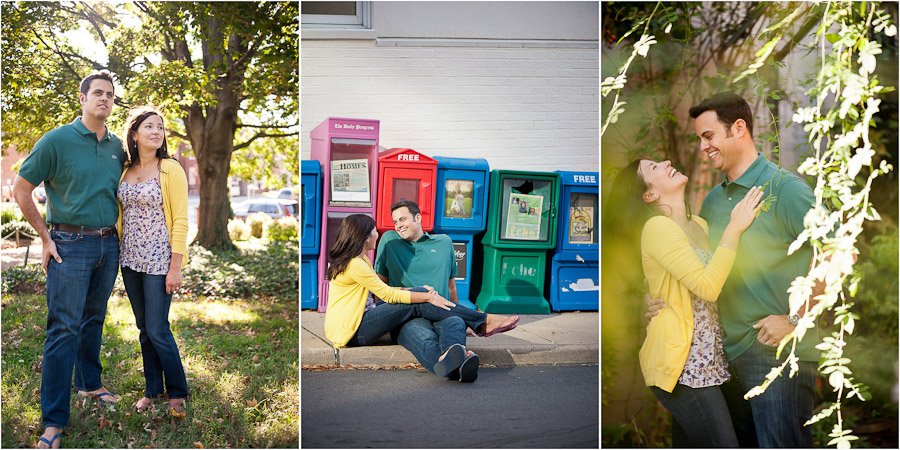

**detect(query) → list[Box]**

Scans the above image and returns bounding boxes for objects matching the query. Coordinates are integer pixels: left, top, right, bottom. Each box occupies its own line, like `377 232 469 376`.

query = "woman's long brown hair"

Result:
326 214 375 280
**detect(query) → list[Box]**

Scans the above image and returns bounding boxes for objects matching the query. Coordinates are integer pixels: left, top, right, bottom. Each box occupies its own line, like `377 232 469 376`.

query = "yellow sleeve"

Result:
165 160 189 257
116 169 126 243
346 258 412 304
641 216 736 302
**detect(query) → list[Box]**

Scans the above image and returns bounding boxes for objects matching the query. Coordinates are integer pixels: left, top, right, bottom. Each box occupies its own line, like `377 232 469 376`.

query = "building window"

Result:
302 1 370 28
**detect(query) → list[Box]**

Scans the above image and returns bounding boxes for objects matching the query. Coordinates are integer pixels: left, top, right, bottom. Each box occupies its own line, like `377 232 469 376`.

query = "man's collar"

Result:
722 152 767 188
414 231 433 243
72 117 111 141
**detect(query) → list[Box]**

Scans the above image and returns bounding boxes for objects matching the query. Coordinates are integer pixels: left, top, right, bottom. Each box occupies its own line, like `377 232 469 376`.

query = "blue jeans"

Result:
42 231 119 428
650 384 739 447
121 266 189 400
728 340 816 447
393 317 467 375
348 287 485 350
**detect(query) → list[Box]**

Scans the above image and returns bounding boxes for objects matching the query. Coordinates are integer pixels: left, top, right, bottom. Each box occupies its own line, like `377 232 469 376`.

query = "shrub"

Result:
246 212 270 239
1 264 46 295
1 204 23 223
1 220 36 241
180 242 299 301
265 217 298 242
228 219 252 241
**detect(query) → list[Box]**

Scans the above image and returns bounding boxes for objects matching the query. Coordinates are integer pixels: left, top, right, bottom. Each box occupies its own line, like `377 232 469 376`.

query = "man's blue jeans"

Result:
121 267 189 400
728 340 817 447
393 317 467 375
42 231 119 428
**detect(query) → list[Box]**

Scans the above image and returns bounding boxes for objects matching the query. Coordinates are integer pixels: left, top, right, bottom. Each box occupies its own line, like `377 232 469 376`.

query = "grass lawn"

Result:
1 244 298 448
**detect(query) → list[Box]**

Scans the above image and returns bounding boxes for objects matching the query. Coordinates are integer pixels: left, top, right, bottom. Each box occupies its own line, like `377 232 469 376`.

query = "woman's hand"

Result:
423 285 436 294
428 292 455 311
165 269 182 294
729 186 764 232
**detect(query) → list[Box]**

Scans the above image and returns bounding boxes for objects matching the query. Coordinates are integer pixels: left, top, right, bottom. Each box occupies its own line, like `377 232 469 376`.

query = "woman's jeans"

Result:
348 287 481 354
650 383 739 448
121 266 189 400
42 232 119 429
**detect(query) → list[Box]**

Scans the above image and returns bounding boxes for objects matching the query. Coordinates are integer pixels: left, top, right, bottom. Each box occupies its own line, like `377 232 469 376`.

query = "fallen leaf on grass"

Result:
99 419 111 430
216 418 224 424
252 354 259 362
193 442 205 448
192 418 202 425
246 398 258 408
301 363 424 371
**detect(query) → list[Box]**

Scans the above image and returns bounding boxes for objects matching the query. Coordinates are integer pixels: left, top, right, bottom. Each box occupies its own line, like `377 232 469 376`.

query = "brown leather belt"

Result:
51 223 117 238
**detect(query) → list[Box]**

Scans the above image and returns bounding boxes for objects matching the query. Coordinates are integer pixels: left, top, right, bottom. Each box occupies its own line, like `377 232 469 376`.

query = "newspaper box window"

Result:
311 117 380 312
477 170 560 314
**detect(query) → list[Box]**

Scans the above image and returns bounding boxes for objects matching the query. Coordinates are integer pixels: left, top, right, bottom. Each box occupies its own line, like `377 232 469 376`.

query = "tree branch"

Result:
233 130 299 151
236 122 299 129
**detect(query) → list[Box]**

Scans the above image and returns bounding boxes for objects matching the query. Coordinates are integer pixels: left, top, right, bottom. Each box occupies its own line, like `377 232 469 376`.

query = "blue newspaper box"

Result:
549 171 599 311
433 156 490 310
301 160 322 310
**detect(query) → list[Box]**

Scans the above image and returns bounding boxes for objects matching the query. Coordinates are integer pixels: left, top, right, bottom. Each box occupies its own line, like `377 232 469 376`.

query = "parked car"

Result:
32 187 46 204
232 198 298 220
263 188 298 200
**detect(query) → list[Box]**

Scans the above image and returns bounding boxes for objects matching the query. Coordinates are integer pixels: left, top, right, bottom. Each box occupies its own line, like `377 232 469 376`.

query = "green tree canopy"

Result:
1 1 299 249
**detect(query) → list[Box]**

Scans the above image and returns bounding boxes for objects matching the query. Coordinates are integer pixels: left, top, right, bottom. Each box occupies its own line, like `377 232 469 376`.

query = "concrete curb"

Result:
301 311 599 368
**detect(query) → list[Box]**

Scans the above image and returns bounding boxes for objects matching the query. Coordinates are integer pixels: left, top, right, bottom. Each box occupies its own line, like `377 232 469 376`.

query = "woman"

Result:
116 106 189 415
323 214 520 382
607 159 763 447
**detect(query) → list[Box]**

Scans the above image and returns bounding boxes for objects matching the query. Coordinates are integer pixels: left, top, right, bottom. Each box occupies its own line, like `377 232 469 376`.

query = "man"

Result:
14 70 125 449
374 200 474 377
647 92 823 447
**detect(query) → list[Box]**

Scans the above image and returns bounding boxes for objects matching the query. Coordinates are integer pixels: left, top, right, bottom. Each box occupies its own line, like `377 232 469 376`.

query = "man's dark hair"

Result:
79 70 115 95
688 92 753 138
390 200 421 217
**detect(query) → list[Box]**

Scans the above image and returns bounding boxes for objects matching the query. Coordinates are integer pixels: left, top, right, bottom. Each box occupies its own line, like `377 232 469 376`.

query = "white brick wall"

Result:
301 40 599 173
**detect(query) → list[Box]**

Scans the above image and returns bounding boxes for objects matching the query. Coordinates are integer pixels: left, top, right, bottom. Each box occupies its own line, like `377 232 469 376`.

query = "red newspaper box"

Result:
376 148 438 233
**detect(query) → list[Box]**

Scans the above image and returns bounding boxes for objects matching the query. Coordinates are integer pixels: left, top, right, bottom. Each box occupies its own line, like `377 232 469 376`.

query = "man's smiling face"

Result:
391 206 422 241
694 110 739 175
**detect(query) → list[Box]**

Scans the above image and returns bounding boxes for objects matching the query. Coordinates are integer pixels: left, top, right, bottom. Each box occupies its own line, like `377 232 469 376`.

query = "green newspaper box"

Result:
475 170 560 313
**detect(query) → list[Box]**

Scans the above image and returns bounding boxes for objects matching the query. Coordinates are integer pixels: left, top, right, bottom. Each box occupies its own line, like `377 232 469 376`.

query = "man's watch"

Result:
788 313 800 326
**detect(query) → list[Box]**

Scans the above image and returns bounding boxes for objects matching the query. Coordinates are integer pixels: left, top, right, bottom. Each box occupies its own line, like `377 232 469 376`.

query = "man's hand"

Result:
41 239 61 272
752 315 795 346
644 294 666 321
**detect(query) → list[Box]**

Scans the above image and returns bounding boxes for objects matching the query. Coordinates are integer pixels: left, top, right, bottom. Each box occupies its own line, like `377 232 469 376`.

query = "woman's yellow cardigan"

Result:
639 215 736 393
117 158 190 268
324 255 412 349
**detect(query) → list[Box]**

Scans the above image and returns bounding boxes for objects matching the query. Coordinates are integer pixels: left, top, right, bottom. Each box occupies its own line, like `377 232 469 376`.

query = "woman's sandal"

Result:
133 397 153 412
169 399 186 418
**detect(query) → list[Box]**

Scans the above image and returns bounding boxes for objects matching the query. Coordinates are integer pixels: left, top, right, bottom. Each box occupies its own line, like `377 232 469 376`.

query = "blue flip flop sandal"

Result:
459 353 479 382
38 432 61 449
433 344 466 378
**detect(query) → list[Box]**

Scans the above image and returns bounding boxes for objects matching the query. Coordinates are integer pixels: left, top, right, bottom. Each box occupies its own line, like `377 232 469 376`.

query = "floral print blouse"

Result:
118 177 171 275
678 247 731 388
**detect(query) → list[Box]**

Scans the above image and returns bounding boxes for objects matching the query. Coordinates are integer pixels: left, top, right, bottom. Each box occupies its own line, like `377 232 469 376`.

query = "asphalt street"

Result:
301 364 599 448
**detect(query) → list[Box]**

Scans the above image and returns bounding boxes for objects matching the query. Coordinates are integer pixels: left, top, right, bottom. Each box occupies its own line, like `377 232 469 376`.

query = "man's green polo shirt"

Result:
700 153 818 362
18 117 125 228
375 231 458 299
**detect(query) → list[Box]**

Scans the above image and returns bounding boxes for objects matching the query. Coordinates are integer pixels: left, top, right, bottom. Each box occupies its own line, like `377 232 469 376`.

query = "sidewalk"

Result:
1 242 42 270
301 310 598 367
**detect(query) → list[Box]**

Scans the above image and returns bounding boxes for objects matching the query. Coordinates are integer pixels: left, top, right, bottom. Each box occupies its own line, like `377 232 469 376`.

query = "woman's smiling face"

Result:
638 159 688 203
134 114 165 151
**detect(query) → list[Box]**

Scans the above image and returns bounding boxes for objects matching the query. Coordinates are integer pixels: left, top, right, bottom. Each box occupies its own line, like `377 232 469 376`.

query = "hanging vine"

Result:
735 2 896 448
